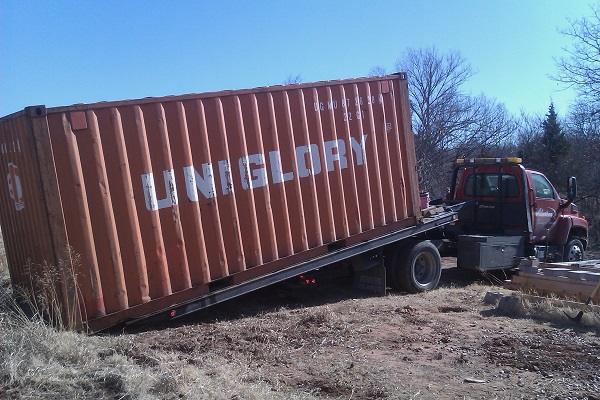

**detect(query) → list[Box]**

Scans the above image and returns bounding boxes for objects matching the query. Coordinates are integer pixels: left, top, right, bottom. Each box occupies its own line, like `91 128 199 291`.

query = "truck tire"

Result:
563 238 584 262
389 240 442 293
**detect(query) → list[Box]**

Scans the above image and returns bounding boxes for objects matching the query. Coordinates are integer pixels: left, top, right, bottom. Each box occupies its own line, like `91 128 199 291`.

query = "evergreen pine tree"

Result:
541 103 569 187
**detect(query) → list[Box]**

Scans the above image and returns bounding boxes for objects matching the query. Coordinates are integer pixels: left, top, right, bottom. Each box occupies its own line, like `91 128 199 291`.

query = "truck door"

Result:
529 172 560 243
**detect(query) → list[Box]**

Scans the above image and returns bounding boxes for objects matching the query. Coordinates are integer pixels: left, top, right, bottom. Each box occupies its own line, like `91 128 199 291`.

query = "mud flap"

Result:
351 250 386 296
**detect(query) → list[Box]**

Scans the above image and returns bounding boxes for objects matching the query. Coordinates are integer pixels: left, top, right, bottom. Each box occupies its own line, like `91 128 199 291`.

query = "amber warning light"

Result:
455 157 522 165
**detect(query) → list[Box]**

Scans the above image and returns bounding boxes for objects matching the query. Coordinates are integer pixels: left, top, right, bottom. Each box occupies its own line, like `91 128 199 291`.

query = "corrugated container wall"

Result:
0 75 421 331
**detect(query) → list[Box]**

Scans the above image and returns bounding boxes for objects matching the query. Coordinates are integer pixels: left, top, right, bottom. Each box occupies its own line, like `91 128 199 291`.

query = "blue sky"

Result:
0 1 592 117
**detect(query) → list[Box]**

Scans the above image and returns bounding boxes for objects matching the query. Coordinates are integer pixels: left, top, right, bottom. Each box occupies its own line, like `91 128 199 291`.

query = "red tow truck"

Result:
439 157 589 271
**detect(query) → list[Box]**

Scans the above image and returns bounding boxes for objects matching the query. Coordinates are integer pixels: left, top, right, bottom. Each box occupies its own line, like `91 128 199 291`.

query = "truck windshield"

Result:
464 173 519 197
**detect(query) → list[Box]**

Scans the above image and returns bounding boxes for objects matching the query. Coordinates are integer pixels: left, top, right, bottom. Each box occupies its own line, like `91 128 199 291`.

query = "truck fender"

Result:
552 216 573 246
569 218 589 248
553 216 588 246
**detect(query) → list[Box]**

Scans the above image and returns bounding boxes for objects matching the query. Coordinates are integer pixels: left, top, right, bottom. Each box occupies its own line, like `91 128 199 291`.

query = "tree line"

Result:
367 9 600 248
285 8 600 247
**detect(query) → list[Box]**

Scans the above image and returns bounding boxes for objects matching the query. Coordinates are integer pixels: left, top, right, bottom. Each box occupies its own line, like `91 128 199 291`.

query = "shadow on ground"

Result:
124 257 506 334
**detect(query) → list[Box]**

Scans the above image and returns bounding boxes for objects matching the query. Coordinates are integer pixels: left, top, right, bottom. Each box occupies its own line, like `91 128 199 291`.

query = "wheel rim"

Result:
412 251 437 286
567 243 583 261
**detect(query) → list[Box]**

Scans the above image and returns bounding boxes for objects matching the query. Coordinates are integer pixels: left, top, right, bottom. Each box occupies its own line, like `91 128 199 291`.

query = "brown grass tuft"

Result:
495 292 600 328
0 291 315 399
0 231 315 399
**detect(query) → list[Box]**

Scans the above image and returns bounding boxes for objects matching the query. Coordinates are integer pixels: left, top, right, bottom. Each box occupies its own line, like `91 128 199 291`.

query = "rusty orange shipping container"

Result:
0 74 431 331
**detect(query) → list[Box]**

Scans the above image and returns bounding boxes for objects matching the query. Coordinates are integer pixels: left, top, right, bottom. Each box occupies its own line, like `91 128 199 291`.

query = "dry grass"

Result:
495 292 600 328
0 312 312 399
0 234 8 285
0 231 315 400
126 304 400 398
1 274 599 399
0 288 316 399
523 298 600 327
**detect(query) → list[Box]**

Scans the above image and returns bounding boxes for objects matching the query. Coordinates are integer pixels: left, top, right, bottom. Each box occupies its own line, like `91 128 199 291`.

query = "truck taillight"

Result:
298 275 317 285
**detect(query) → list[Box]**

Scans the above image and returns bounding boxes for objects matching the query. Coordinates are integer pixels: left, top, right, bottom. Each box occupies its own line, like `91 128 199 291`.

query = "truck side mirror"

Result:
567 176 577 202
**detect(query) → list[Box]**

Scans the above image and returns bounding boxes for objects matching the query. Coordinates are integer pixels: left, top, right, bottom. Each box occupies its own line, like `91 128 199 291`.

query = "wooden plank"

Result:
566 270 600 281
504 260 600 302
579 265 600 272
506 273 600 302
539 260 600 270
541 267 572 278
514 272 597 287
510 275 532 284
518 270 599 285
503 281 521 290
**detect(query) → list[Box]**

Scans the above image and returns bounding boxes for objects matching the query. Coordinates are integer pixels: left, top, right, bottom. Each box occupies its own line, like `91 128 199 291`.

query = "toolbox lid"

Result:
458 235 524 245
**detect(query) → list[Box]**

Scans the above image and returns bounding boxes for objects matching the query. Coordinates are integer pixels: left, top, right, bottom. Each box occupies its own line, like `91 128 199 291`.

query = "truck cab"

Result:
445 158 588 270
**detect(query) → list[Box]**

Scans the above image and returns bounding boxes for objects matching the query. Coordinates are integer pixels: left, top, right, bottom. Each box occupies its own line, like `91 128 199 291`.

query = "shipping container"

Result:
0 74 456 331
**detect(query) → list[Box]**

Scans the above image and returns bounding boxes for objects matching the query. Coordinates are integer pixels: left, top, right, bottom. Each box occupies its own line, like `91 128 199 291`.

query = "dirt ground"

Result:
1 254 599 399
116 260 600 400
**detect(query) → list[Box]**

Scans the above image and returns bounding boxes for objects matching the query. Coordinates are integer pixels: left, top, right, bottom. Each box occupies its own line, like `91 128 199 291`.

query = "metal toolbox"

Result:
457 235 524 271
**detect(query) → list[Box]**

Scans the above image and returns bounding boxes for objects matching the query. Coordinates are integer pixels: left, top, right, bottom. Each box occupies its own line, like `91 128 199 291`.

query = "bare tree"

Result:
565 102 600 197
514 112 544 165
564 103 600 246
283 74 302 85
368 66 387 77
550 9 600 246
395 47 515 195
568 101 600 152
554 5 600 154
555 6 600 108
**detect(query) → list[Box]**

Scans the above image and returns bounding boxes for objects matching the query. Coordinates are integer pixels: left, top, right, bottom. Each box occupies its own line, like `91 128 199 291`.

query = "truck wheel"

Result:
563 238 584 262
389 240 442 293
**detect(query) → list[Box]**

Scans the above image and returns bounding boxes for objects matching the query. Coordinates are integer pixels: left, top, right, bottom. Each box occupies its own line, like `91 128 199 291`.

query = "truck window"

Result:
464 173 519 197
531 173 554 199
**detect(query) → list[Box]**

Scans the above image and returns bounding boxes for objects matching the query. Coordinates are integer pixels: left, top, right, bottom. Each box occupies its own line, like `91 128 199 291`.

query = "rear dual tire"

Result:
388 240 442 293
